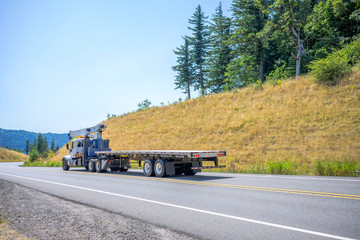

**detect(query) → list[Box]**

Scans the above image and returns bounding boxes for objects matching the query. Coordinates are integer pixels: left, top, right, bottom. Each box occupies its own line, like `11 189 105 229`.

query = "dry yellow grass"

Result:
0 217 29 240
0 148 27 162
51 71 360 174
103 71 360 173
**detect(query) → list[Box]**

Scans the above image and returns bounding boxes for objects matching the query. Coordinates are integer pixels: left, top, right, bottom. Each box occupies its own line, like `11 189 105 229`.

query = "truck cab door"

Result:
75 141 84 159
70 141 76 159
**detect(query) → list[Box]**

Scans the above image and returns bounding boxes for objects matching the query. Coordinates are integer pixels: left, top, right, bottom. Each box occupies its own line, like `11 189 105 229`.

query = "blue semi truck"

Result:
62 124 226 177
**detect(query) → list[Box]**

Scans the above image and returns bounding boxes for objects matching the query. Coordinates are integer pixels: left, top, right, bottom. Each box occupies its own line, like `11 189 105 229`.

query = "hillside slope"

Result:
0 148 27 162
51 71 360 175
102 71 360 174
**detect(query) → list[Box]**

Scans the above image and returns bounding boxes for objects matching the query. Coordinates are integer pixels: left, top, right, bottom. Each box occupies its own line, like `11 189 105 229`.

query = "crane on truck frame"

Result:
63 124 226 177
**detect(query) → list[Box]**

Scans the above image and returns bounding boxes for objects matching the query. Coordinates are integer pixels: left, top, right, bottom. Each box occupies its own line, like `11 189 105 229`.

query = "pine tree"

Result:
42 136 49 158
25 139 30 155
267 0 314 78
227 0 271 84
207 2 232 93
188 5 210 95
36 133 44 154
50 138 56 153
172 37 195 99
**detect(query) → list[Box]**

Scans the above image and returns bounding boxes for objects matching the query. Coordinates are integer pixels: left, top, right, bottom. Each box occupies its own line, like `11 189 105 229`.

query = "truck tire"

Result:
154 159 168 177
119 168 128 172
88 161 95 172
95 159 103 173
62 158 69 171
110 167 119 172
143 159 155 177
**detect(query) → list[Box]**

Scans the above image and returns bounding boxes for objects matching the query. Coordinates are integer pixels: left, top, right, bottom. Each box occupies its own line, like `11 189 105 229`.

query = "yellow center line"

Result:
6 167 360 200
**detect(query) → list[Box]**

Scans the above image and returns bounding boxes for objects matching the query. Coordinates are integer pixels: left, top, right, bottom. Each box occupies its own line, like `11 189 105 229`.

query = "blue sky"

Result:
0 0 232 133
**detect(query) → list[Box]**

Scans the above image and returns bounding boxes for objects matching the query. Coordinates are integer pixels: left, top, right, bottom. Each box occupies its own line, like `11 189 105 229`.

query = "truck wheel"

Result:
143 159 155 177
154 159 168 177
95 159 102 173
62 158 69 171
88 161 95 172
119 168 128 172
110 167 119 172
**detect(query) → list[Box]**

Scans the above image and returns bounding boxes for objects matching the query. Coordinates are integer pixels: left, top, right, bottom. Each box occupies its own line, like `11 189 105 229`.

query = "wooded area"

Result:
173 0 360 98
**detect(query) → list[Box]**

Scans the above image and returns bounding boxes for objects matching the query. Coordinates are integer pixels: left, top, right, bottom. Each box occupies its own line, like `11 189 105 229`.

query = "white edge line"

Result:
0 172 356 240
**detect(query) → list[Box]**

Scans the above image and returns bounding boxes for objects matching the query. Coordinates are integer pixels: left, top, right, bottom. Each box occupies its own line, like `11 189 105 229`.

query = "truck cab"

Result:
70 139 84 159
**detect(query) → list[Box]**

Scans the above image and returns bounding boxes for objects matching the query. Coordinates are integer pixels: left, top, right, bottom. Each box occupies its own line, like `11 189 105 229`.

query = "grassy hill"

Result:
52 71 360 176
0 148 27 162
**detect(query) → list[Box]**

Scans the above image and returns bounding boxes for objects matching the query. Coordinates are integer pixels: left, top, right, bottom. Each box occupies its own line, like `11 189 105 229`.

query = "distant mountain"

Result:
0 128 68 153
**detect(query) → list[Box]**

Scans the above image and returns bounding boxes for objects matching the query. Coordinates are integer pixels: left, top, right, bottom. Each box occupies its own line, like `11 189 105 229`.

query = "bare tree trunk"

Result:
187 79 191 99
199 61 205 95
258 9 265 83
291 27 303 79
296 41 301 79
259 43 264 82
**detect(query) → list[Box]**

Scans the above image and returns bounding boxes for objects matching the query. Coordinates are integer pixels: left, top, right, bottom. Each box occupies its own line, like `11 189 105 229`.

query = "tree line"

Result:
172 0 360 98
25 133 60 162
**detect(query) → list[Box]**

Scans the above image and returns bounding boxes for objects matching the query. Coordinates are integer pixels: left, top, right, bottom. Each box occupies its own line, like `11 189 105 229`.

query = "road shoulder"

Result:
0 180 195 240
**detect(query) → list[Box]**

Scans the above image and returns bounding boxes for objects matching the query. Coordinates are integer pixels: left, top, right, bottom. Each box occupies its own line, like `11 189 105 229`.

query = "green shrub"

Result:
314 159 360 176
268 160 296 175
309 38 360 85
29 149 40 163
309 51 350 85
267 61 293 84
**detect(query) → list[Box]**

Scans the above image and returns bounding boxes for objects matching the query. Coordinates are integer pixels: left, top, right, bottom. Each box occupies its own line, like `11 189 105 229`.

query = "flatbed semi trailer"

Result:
62 124 226 177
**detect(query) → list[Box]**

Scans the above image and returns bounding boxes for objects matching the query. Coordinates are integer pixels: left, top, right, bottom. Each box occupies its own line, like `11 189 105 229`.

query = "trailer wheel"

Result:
88 160 95 172
154 159 168 178
143 159 155 177
62 158 69 171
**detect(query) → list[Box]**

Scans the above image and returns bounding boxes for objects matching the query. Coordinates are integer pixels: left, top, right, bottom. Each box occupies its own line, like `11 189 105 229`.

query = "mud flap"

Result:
165 161 175 176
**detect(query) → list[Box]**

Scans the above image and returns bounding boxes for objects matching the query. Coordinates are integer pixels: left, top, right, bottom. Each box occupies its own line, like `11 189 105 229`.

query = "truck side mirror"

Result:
66 143 69 150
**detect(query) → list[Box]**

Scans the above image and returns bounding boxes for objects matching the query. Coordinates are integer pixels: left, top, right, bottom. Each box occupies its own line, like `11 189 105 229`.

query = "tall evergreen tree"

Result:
172 37 195 99
25 139 30 155
266 0 314 78
207 2 232 93
50 138 56 153
36 133 44 154
227 0 271 83
188 5 210 95
305 0 360 59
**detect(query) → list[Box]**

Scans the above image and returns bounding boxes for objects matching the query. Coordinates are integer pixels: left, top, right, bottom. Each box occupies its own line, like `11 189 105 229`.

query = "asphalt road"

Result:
0 162 359 240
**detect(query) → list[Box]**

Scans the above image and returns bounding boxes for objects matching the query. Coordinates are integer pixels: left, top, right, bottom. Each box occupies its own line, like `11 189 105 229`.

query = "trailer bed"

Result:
96 150 226 159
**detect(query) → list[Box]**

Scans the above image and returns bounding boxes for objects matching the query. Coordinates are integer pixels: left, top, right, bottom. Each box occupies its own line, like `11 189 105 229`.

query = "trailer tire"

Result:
154 159 168 178
143 159 155 177
62 158 69 171
88 160 95 172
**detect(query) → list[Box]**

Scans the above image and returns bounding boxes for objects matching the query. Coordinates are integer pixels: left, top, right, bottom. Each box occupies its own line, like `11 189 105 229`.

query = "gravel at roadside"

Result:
0 180 196 240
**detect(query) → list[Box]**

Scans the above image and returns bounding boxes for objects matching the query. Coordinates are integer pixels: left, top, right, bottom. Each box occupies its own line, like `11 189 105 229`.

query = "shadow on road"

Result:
69 169 233 181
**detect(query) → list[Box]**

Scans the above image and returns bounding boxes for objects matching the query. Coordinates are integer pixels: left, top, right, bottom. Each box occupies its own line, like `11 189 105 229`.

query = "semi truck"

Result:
62 124 226 177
